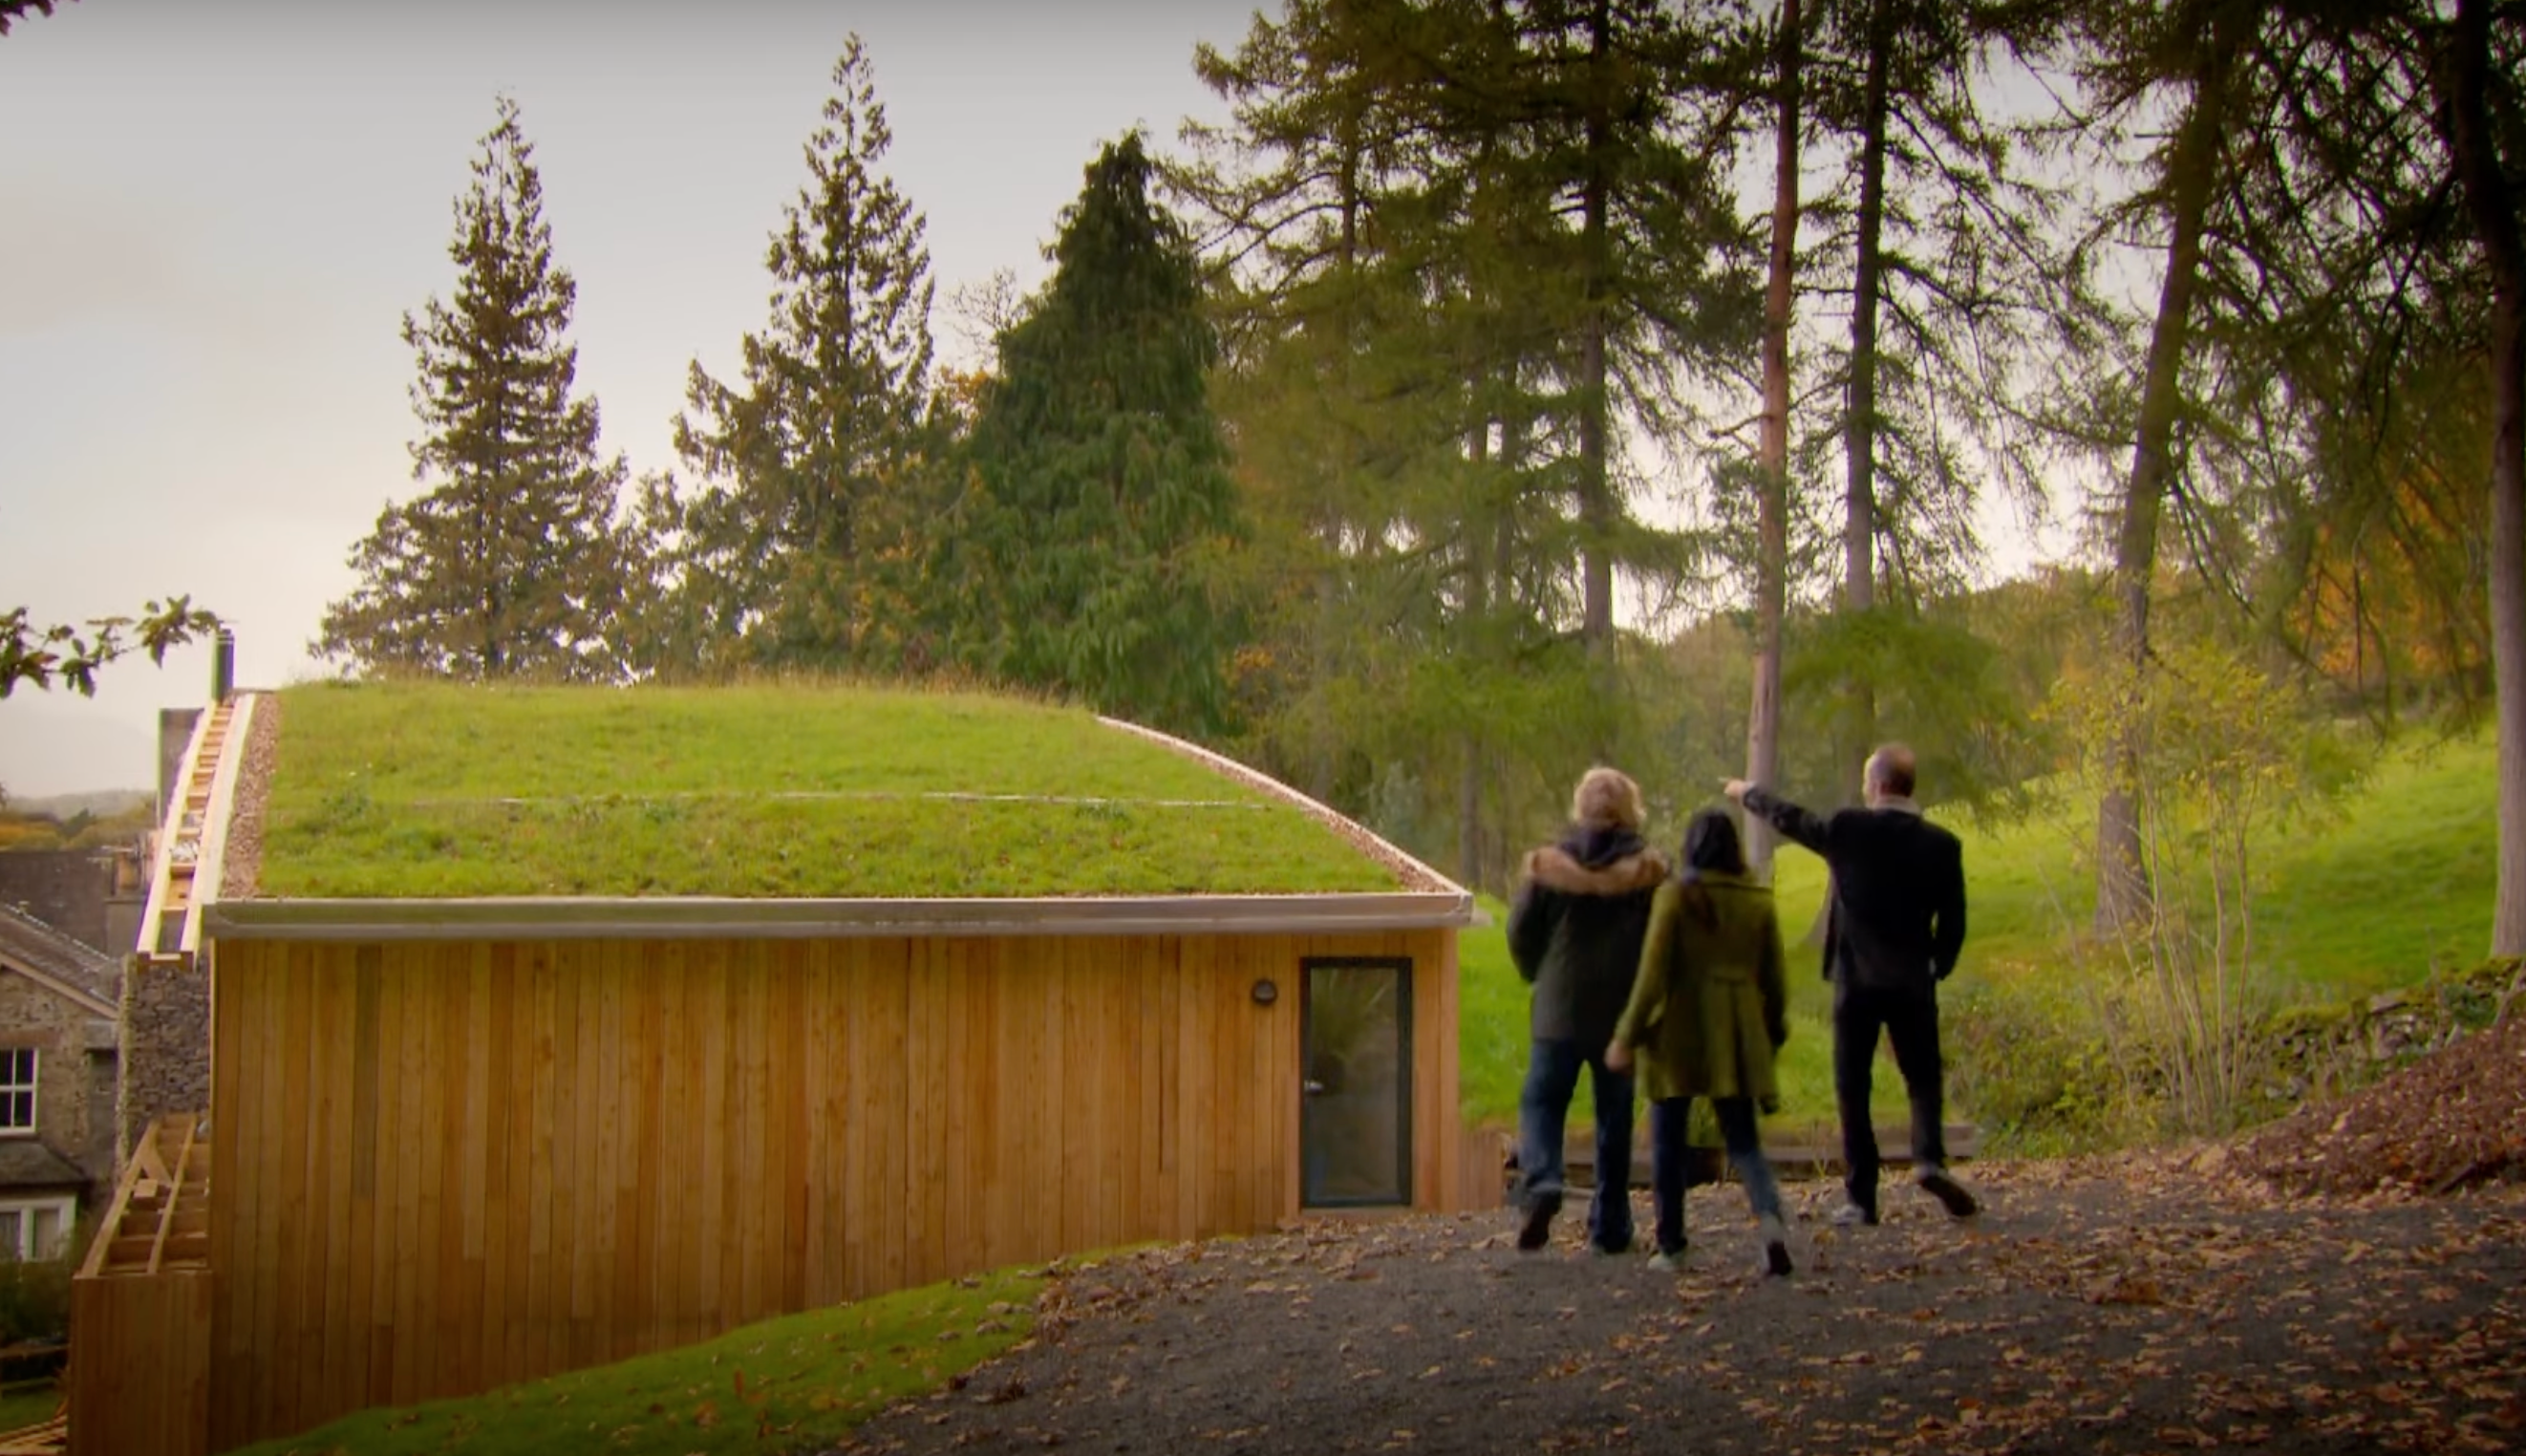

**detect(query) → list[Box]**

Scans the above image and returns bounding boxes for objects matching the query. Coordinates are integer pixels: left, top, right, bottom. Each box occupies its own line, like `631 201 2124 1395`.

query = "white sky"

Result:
0 0 1260 795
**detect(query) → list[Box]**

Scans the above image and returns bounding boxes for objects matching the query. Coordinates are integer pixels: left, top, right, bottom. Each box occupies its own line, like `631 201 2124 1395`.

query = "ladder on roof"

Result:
133 694 256 968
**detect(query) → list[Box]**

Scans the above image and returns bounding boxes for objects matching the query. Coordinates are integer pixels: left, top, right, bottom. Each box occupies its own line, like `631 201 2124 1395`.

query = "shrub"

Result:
2044 641 2358 1136
1947 974 2142 1154
0 1253 74 1346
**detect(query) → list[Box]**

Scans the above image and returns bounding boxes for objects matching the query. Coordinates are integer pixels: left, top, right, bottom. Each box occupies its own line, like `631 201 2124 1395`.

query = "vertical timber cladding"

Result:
205 926 1459 1451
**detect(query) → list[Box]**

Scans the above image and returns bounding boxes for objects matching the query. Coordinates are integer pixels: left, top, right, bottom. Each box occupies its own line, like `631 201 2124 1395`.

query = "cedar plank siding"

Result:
204 927 1462 1451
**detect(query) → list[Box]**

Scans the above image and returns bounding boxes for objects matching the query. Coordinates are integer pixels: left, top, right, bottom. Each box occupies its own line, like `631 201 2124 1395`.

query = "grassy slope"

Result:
1458 730 2498 1128
258 683 1400 899
1458 895 1902 1146
231 1267 1041 1456
1772 730 2499 999
0 1386 57 1435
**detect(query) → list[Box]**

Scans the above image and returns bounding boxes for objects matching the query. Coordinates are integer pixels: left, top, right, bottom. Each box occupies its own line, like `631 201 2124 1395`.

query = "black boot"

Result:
1517 1190 1562 1251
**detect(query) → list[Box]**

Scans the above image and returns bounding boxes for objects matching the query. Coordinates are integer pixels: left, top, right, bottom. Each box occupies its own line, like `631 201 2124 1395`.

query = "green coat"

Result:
1611 873 1789 1109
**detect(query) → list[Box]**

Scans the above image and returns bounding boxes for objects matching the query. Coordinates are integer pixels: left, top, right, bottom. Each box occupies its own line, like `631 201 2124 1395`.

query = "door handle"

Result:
1303 1080 1327 1096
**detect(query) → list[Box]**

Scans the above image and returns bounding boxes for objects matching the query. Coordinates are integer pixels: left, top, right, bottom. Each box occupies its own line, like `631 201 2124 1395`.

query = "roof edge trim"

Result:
204 891 1477 943
1093 717 1470 897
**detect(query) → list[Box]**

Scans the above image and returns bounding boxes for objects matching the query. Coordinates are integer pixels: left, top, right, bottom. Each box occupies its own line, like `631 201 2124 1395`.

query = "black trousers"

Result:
1830 982 1946 1211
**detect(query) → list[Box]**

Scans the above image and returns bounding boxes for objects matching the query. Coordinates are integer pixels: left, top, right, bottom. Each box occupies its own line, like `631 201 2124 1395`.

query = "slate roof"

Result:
0 1139 90 1190
0 904 118 1012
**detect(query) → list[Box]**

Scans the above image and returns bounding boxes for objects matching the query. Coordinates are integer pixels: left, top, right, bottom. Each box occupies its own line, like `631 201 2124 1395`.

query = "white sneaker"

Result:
1647 1249 1683 1273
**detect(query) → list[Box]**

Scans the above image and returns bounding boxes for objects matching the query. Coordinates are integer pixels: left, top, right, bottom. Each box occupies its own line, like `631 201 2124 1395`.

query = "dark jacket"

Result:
1741 787 1966 995
1612 871 1789 1107
1506 826 1670 1045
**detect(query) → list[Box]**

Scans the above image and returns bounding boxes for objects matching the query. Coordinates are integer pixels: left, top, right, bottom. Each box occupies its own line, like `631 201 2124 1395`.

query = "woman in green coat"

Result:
1606 809 1793 1275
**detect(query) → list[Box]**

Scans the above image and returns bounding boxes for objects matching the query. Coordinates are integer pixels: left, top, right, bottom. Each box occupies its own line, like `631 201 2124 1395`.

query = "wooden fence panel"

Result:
70 1270 212 1456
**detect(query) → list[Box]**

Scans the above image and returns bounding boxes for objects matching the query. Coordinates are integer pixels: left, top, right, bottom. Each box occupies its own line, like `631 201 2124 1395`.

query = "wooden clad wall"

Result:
206 928 1459 1452
70 1270 212 1456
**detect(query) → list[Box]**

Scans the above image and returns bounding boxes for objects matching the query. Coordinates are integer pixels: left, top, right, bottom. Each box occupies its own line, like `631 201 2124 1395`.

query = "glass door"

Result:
1300 957 1413 1207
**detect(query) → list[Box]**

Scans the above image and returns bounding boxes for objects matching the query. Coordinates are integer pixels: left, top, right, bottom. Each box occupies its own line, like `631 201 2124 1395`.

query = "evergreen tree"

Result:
1181 0 1756 881
1773 0 2066 796
646 35 939 674
317 97 630 681
946 134 1245 735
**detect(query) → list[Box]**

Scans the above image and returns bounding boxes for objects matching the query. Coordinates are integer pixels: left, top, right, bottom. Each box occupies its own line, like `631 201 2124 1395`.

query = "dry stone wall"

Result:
118 957 208 1163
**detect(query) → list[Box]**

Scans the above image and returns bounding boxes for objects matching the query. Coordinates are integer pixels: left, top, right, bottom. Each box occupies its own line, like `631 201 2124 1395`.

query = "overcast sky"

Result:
0 0 1265 796
1 0 2073 801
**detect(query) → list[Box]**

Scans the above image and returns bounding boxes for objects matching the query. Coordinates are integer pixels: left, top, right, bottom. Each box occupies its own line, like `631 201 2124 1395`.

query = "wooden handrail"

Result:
143 1116 200 1276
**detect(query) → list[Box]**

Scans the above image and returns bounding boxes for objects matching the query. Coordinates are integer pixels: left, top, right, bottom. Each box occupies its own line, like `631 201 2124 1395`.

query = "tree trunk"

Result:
1463 403 1492 890
1840 0 1892 800
1745 0 1800 878
2095 21 2235 932
1576 0 1616 661
2445 0 2526 955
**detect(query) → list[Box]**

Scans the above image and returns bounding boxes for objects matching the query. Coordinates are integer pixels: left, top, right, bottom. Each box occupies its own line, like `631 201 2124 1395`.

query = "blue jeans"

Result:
1649 1096 1784 1255
1517 1038 1636 1252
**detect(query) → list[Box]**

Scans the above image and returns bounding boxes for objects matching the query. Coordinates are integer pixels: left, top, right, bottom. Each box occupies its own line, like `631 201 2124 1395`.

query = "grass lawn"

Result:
230 1265 1043 1456
1457 728 2500 1132
1757 728 2501 1001
257 682 1402 899
0 1384 58 1434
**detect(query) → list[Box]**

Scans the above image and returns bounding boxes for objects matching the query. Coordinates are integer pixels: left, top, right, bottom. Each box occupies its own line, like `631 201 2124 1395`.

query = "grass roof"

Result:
252 682 1406 900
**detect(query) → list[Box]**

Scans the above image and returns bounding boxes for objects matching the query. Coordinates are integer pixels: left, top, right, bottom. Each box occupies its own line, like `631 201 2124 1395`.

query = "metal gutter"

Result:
204 890 1477 943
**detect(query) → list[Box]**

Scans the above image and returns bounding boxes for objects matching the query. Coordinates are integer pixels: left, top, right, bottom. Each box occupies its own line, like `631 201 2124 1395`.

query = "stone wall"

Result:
118 958 209 1163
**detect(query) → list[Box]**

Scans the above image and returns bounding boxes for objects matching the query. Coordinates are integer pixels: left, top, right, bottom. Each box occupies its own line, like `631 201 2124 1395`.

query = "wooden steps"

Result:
80 1115 210 1279
70 1114 214 1456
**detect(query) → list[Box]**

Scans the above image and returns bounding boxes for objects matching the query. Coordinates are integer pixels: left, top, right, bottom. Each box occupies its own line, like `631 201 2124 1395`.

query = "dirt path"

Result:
828 1162 2526 1456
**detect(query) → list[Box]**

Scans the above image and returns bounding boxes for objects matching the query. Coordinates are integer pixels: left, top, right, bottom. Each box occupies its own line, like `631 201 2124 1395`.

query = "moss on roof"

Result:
250 682 1405 900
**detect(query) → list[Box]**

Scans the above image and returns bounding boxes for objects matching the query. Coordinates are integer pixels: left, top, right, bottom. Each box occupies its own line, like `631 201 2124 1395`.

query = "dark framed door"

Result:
1300 956 1413 1208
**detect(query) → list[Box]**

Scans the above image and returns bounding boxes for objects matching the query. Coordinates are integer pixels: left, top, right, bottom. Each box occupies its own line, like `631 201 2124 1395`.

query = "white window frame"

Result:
0 1047 32 1138
0 1196 74 1260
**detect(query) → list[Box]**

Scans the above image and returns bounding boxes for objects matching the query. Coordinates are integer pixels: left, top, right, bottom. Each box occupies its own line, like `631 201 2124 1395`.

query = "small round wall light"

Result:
1251 978 1279 1006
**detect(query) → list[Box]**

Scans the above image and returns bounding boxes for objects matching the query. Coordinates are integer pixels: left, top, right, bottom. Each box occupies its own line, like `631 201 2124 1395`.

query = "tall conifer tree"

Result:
318 97 630 680
947 135 1244 735
648 36 938 674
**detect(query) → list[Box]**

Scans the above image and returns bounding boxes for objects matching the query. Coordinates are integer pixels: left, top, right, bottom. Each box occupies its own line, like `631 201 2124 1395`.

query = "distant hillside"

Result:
8 789 152 820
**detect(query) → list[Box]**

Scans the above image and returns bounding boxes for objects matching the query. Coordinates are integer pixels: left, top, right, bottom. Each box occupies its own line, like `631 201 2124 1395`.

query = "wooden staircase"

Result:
65 684 249 1456
81 1115 210 1280
68 1115 213 1456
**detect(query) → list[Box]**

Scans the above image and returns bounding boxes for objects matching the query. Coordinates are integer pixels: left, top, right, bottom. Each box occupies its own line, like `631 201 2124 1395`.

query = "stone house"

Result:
0 904 119 1259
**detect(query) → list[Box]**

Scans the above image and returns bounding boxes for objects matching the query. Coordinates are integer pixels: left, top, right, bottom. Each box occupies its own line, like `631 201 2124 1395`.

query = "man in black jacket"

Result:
1725 743 1977 1226
1507 767 1669 1253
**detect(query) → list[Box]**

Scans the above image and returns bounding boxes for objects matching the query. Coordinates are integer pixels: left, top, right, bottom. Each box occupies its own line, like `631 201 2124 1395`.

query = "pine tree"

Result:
317 97 630 680
946 134 1244 735
648 35 938 674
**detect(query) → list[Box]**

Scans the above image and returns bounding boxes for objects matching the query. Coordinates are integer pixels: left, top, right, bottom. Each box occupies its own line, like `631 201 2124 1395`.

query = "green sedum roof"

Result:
253 682 1405 900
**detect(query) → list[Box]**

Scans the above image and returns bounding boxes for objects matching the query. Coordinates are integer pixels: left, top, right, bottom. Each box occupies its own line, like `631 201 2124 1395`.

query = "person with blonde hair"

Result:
1506 766 1669 1253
